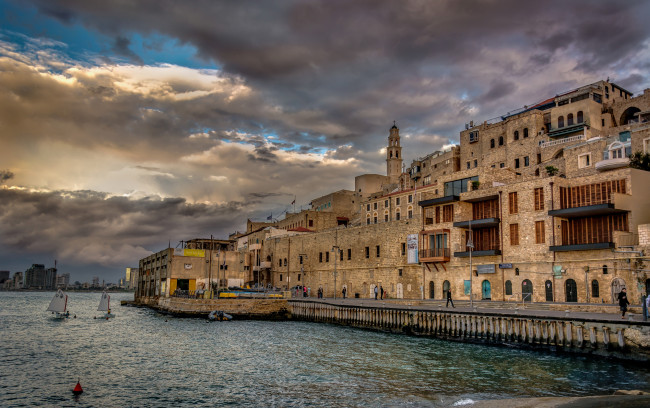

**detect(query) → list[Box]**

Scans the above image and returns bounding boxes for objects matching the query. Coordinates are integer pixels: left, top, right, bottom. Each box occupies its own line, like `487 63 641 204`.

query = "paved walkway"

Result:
290 297 650 325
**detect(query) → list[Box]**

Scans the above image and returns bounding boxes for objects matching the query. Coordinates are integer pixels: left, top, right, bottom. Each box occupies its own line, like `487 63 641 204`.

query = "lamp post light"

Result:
332 246 340 299
468 219 474 308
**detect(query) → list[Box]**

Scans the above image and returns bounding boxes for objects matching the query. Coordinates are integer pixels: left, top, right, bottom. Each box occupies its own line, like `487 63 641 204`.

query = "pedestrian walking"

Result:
380 286 384 300
374 285 378 300
618 287 630 318
342 287 347 299
446 289 455 308
646 293 650 319
303 285 307 297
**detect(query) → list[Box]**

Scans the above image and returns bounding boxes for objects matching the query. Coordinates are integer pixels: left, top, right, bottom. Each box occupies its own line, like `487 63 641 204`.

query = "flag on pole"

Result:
267 214 273 220
291 198 295 205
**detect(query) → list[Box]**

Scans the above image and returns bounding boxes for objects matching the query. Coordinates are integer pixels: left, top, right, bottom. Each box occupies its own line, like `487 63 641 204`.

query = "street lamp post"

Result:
468 219 474 308
332 246 339 299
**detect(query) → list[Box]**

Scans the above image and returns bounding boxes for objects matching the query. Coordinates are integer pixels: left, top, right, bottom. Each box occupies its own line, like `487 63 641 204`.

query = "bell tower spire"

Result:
386 121 402 184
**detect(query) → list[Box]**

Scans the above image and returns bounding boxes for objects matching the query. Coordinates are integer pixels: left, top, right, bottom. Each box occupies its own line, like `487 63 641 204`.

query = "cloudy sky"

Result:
1 0 650 283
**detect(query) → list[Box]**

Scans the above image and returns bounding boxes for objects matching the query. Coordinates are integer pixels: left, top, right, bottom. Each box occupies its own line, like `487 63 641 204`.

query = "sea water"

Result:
1 291 649 407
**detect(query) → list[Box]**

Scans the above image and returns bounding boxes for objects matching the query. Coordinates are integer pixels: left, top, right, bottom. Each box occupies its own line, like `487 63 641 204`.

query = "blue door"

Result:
481 280 491 300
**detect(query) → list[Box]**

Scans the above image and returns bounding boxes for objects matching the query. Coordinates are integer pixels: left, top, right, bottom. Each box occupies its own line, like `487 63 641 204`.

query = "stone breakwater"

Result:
133 296 290 319
290 300 650 362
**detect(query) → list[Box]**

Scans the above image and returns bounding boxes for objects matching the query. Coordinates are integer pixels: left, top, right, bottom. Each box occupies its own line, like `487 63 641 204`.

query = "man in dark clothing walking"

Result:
618 287 630 318
446 289 455 308
380 286 384 300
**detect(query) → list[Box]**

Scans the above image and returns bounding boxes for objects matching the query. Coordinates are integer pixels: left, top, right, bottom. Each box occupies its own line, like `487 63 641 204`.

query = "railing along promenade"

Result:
289 299 650 362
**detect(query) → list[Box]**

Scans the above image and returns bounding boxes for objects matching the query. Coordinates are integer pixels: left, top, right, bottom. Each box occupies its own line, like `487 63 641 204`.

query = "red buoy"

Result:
72 381 83 395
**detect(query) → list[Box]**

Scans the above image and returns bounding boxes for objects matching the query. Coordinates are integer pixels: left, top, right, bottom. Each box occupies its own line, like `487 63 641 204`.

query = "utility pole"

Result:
332 246 340 299
468 219 474 308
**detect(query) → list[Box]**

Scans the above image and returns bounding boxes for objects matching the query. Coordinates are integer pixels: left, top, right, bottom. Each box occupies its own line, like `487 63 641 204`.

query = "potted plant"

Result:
545 165 559 176
471 180 480 190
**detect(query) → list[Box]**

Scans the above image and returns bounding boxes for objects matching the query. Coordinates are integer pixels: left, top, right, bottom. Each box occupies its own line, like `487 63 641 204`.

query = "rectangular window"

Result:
499 162 505 168
347 248 351 260
319 252 323 263
473 159 478 168
340 250 343 261
366 204 370 211
384 214 389 222
385 200 389 208
466 161 471 169
443 204 453 222
325 252 329 262
365 247 370 258
374 202 378 210
509 192 518 214
535 221 545 244
435 206 440 223
578 153 591 168
645 138 650 154
401 243 406 256
408 195 413 203
424 207 434 225
515 158 520 169
398 268 403 277
524 156 529 167
396 197 401 205
308 219 313 227
510 223 519 246
534 187 544 211
376 245 380 257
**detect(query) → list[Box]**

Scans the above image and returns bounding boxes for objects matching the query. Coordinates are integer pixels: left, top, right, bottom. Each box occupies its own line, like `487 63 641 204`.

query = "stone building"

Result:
135 79 650 305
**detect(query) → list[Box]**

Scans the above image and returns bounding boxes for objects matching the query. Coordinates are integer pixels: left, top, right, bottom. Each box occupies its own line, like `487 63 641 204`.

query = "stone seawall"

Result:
290 300 650 362
134 297 290 319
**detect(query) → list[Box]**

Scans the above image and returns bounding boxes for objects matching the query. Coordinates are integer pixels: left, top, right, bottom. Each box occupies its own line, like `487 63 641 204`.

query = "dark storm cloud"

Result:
26 0 650 154
111 35 144 65
0 188 250 268
0 170 14 183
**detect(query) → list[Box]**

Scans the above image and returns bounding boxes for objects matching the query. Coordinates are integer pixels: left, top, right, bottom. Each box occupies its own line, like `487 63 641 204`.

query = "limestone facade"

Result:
135 79 650 305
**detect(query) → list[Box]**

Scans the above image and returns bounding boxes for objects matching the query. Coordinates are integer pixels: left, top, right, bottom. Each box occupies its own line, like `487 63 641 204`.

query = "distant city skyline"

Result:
1 0 650 282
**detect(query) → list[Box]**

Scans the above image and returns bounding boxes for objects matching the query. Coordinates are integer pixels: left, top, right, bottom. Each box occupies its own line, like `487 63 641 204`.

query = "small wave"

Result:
452 398 475 406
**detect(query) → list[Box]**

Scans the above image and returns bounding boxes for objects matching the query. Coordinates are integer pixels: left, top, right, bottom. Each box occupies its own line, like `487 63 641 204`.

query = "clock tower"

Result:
386 122 403 184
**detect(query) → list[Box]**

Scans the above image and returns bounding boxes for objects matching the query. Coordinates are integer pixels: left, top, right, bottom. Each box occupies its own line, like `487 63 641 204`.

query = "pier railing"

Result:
289 300 650 361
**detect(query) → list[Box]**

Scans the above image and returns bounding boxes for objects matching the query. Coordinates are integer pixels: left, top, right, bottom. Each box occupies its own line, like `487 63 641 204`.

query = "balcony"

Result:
548 120 589 138
418 248 450 263
260 261 272 269
595 157 629 172
454 249 501 258
419 195 459 206
548 203 627 218
549 242 614 252
453 218 500 229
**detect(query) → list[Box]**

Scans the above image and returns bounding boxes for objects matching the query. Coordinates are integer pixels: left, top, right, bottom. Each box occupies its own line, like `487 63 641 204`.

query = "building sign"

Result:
407 234 419 264
499 263 513 269
553 265 563 279
174 248 206 257
477 264 496 274
464 280 471 295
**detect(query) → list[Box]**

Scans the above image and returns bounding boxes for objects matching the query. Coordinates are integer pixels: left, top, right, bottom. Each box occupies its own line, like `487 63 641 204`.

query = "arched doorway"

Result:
481 280 491 300
522 279 533 302
505 280 512 296
611 278 626 303
646 279 650 296
620 107 641 125
565 279 577 302
396 283 404 299
545 280 553 302
443 280 450 298
429 281 435 299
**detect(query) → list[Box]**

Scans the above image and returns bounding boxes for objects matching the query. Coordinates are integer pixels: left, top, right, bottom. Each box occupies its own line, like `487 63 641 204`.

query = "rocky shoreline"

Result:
471 391 650 407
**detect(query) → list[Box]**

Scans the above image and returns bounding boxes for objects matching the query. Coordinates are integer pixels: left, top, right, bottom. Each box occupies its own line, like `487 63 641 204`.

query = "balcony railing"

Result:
419 248 450 261
539 134 585 148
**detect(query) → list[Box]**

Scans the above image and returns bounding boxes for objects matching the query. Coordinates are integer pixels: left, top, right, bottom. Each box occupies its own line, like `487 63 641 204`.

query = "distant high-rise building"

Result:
125 267 138 289
24 264 46 288
13 272 23 289
56 273 70 287
0 270 9 283
92 276 100 287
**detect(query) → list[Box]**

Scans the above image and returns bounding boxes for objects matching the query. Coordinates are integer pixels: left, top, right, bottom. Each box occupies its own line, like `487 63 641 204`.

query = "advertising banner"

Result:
407 234 419 264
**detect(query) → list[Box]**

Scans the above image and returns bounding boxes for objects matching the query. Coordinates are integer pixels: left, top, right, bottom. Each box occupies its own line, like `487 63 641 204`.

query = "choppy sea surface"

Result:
1 291 649 407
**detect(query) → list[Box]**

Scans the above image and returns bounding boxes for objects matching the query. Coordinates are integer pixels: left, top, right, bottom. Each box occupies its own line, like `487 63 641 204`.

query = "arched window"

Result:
279 259 282 267
558 116 564 128
396 152 399 158
443 280 450 297
505 280 512 296
490 139 495 148
514 131 519 141
396 210 401 221
523 128 529 138
499 136 504 146
603 264 608 274
565 279 577 302
567 113 574 126
390 151 393 158
284 258 287 266
608 142 625 159
577 111 583 123
591 280 600 298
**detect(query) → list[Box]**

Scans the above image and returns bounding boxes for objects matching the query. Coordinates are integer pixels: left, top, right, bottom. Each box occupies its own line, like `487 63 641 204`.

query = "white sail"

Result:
97 291 110 311
47 289 67 313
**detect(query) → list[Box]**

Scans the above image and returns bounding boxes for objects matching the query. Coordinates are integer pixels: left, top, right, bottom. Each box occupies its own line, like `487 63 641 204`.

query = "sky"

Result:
1 0 650 283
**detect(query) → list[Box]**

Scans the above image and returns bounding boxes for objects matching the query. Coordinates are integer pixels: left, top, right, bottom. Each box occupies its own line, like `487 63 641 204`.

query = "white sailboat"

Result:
97 291 114 319
47 289 69 319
